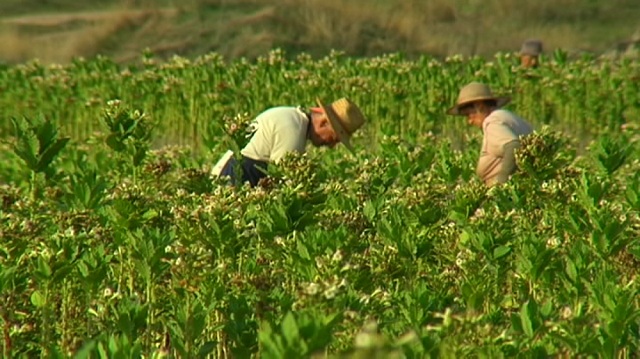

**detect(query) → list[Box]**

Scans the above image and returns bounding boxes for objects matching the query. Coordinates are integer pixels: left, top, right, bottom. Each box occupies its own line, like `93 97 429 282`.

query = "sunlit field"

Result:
0 49 639 358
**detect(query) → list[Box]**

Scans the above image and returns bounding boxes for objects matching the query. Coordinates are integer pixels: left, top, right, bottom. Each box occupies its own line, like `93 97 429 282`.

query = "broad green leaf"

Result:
540 300 553 317
51 264 74 284
35 118 57 155
30 290 45 307
520 302 534 338
191 302 207 337
48 345 65 359
131 342 143 358
258 321 283 357
36 137 70 173
36 256 52 280
565 258 577 282
97 341 108 359
281 312 299 346
73 340 97 359
12 132 38 170
363 201 377 222
106 134 125 152
296 241 310 261
133 145 147 167
493 245 511 259
459 230 471 245
142 209 159 221
197 341 218 358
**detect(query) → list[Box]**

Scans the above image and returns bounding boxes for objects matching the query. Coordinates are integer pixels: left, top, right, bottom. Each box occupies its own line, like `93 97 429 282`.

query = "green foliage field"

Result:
0 49 639 358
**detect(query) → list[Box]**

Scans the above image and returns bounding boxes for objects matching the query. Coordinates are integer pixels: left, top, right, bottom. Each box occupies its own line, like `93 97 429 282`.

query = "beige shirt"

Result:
477 109 533 184
241 106 310 163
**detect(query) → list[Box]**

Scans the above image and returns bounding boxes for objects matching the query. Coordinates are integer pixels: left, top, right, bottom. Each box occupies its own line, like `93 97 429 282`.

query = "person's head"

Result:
309 98 366 151
519 39 543 68
447 82 510 128
457 100 498 128
308 110 340 147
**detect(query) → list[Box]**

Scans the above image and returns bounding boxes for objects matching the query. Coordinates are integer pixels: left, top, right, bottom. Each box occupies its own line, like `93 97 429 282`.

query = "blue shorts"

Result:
220 156 269 187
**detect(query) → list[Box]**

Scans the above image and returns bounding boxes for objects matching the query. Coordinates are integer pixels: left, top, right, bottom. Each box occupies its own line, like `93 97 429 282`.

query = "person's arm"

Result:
482 121 520 186
484 122 518 158
495 140 520 184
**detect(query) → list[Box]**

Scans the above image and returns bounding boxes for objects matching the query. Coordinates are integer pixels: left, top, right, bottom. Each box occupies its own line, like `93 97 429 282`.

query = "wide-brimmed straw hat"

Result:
446 82 511 116
314 97 366 152
520 39 543 56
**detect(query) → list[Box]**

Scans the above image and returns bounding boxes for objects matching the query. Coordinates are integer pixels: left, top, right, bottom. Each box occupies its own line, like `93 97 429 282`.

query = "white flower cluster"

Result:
455 248 474 269
301 276 349 300
546 236 561 249
358 287 392 307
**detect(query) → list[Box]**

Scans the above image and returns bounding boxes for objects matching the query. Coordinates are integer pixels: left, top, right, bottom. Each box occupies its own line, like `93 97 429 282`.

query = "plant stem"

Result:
61 281 68 355
30 171 37 202
185 295 191 358
41 286 50 359
146 277 153 352
2 303 12 359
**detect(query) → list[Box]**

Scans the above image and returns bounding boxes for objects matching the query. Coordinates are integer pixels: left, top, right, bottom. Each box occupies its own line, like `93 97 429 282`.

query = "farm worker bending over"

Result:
519 39 543 69
447 82 534 187
211 97 367 187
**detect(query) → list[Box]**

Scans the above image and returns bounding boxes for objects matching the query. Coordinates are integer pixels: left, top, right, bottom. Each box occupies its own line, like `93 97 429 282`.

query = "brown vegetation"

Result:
0 0 638 64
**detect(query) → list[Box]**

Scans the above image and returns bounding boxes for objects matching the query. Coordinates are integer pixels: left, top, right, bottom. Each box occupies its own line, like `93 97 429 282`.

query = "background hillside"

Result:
1 0 639 65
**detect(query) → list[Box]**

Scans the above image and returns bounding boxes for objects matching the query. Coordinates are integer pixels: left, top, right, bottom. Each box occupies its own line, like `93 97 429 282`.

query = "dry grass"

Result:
0 7 178 63
276 0 639 56
0 0 638 64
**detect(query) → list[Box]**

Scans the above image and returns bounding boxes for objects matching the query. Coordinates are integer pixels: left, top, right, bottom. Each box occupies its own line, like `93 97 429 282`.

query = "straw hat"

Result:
447 82 511 116
520 39 543 56
315 97 366 152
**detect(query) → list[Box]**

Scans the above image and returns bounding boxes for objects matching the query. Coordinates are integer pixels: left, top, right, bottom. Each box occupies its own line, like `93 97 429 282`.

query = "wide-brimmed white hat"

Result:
314 97 366 152
446 82 511 116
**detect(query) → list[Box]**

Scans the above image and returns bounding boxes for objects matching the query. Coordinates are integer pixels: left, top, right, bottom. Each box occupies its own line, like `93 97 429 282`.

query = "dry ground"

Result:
0 8 180 64
0 0 639 65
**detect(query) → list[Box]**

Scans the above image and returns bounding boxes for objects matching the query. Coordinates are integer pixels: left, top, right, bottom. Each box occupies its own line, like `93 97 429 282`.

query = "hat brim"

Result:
446 96 511 116
520 50 541 56
316 98 354 153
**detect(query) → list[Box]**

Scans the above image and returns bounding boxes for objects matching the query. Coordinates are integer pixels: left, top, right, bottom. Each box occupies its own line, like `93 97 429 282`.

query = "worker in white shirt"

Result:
212 97 367 187
447 82 534 187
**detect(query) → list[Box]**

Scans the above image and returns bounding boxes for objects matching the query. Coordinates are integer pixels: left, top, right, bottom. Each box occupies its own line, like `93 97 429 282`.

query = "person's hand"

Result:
257 176 275 190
